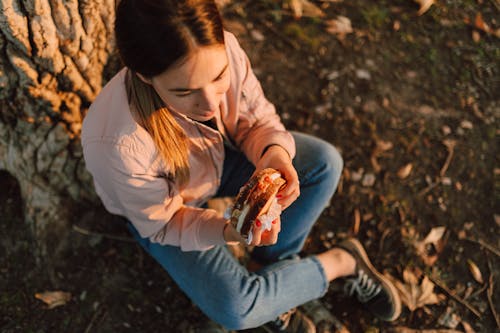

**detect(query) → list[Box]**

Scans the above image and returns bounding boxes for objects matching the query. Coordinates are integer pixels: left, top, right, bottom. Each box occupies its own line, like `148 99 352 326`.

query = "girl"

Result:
82 0 401 331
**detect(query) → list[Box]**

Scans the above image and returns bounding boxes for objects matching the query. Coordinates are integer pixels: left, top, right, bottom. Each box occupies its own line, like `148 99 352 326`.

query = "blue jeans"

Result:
127 132 343 330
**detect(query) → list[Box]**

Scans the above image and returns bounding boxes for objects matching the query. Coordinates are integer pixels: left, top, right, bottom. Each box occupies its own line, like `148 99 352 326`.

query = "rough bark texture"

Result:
0 0 116 261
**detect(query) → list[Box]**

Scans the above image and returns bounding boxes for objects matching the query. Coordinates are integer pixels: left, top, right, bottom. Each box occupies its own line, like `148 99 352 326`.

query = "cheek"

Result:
216 76 231 94
163 96 196 113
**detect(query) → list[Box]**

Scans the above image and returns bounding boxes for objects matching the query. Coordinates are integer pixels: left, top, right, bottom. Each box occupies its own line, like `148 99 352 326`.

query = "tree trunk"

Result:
0 0 116 262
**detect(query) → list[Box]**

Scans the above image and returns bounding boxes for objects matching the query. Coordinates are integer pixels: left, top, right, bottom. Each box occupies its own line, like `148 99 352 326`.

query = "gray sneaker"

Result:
262 307 316 333
337 238 402 321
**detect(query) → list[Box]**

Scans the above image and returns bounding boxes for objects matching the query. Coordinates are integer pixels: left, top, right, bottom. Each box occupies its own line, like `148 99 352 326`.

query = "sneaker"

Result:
337 238 402 321
300 299 348 332
262 308 316 333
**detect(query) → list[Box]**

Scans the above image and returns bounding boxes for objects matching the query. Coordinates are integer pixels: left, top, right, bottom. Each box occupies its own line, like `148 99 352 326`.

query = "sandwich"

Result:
230 168 286 242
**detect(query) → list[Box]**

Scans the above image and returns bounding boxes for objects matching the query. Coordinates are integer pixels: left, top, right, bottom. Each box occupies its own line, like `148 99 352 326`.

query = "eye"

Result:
214 69 227 82
175 91 192 97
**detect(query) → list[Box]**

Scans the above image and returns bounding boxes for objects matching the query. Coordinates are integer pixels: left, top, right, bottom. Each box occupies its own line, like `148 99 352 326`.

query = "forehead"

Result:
160 45 228 89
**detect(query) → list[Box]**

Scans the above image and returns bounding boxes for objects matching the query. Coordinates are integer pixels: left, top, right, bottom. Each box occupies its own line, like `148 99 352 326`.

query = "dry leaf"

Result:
413 226 447 266
414 0 435 16
461 320 476 333
214 0 231 8
397 163 413 179
325 16 353 36
391 328 462 333
35 291 71 309
386 269 442 311
474 13 500 38
466 259 484 284
352 208 360 235
288 0 325 19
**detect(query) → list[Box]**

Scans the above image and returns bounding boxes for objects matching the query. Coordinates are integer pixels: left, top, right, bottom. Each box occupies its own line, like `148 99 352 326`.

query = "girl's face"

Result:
144 45 230 122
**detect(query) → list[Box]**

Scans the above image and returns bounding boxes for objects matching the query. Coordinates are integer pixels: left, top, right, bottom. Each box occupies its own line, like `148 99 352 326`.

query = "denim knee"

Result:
207 279 268 330
319 140 343 191
299 135 343 194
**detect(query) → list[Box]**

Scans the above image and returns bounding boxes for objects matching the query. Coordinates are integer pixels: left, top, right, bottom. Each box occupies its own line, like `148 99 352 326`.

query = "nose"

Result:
197 86 219 111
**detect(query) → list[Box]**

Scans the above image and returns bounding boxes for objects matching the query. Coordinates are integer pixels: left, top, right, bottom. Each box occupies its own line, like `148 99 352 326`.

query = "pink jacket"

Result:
82 32 295 251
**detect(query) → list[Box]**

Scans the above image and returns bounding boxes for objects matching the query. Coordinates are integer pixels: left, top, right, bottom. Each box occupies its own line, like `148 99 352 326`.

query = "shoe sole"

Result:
340 238 402 321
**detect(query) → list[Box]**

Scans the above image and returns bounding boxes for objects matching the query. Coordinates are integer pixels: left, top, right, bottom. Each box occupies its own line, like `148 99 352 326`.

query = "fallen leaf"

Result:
397 163 413 179
352 208 360 235
413 226 447 266
466 259 484 284
214 0 231 9
288 0 325 19
386 268 442 311
376 139 394 152
461 320 476 333
325 16 353 36
414 0 435 16
35 291 71 309
474 13 500 38
391 328 462 333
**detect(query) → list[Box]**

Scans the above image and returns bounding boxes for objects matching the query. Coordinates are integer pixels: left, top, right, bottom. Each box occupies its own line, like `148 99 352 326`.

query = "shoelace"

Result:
344 268 382 303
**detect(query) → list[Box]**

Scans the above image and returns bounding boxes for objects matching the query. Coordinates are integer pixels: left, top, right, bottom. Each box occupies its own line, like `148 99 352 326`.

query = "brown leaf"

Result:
35 291 71 309
325 16 353 36
413 226 447 266
386 269 442 312
397 163 413 179
288 0 325 19
352 208 360 235
466 259 484 284
391 328 462 333
461 321 476 333
414 0 435 16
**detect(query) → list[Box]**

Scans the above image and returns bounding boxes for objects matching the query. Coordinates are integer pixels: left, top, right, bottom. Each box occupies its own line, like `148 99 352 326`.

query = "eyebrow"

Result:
168 63 229 92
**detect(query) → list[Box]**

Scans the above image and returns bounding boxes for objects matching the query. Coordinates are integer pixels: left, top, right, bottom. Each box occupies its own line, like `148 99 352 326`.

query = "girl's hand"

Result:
255 145 300 210
249 216 281 246
223 218 280 247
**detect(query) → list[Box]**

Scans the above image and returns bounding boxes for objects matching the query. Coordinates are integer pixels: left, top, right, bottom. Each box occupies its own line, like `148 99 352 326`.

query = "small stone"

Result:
355 69 371 80
361 173 376 187
442 125 452 135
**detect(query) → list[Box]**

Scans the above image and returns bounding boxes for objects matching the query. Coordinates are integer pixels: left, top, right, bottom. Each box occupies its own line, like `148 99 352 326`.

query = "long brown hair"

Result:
115 0 224 185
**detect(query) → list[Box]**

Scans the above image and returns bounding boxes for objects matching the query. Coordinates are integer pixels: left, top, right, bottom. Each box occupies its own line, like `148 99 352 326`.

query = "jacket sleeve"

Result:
226 32 296 165
83 139 227 251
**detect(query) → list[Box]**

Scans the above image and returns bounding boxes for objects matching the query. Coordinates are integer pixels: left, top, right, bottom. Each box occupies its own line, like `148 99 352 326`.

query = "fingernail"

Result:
272 219 277 224
276 194 282 199
255 219 262 227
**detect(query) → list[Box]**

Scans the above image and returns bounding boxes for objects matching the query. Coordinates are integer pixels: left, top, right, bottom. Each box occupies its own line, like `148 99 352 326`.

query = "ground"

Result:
1 0 498 332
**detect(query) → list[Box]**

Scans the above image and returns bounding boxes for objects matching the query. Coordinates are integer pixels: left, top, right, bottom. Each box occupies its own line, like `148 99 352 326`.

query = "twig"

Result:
72 225 135 243
84 305 103 333
464 237 500 258
468 281 489 299
418 179 440 197
427 274 482 318
440 140 456 177
486 258 500 330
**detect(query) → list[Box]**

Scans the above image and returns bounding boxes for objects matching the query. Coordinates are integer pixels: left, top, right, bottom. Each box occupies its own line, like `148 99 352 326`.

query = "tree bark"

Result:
0 0 116 261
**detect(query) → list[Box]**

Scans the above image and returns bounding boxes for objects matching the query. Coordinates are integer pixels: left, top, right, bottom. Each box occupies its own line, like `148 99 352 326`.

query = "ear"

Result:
136 72 153 85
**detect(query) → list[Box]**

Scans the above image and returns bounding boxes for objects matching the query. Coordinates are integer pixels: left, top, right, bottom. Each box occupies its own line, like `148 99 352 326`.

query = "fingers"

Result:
249 217 281 246
277 167 300 210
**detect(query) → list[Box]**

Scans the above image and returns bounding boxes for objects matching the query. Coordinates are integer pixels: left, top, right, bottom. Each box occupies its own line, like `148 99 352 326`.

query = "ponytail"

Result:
125 70 190 186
